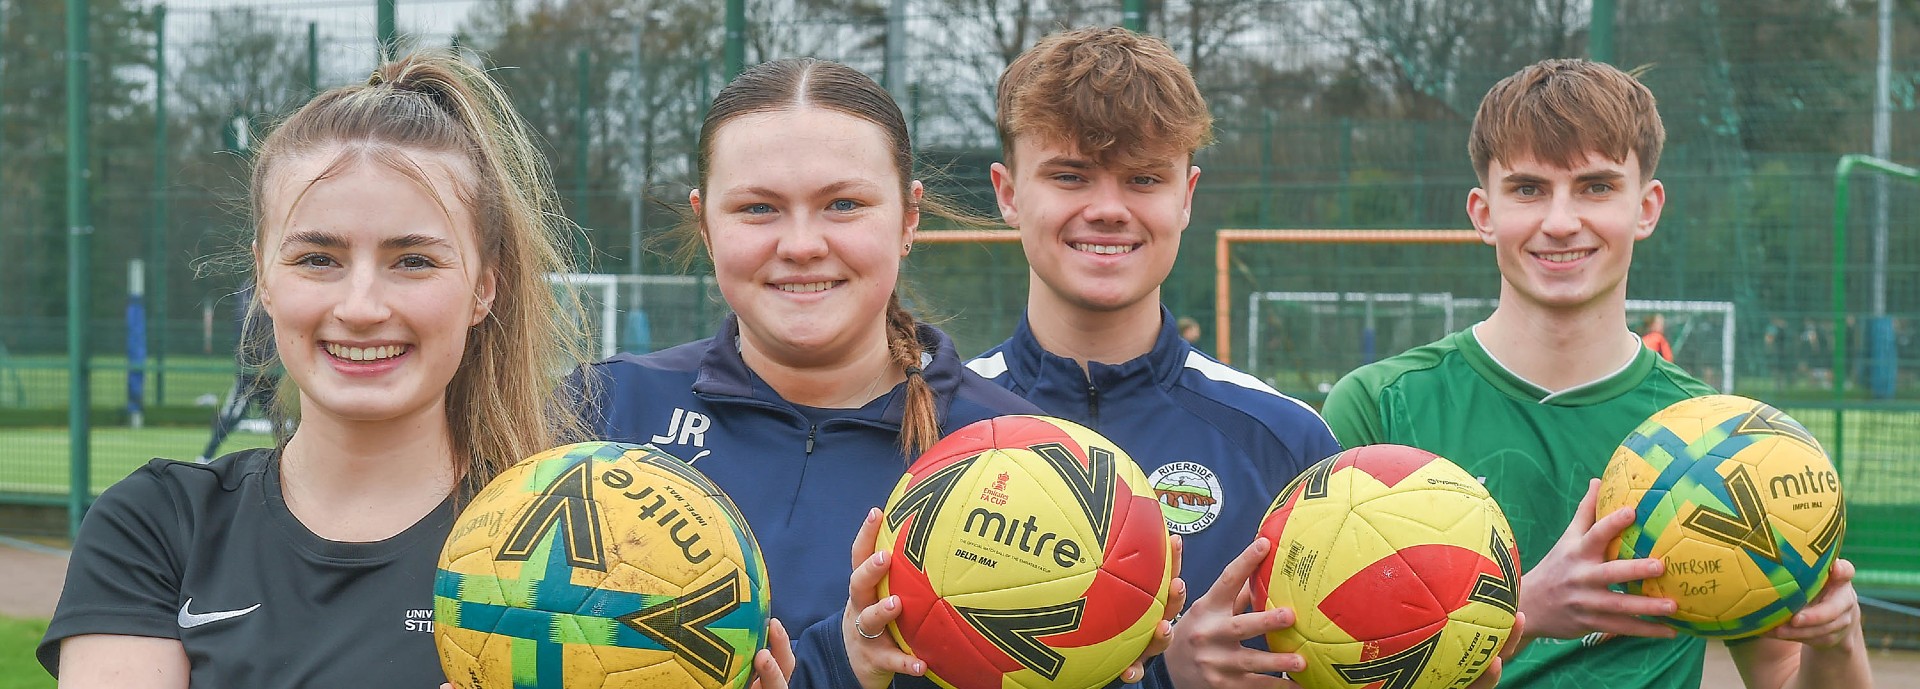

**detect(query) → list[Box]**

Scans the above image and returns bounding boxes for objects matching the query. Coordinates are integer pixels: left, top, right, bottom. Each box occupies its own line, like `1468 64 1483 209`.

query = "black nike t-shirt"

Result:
39 448 453 687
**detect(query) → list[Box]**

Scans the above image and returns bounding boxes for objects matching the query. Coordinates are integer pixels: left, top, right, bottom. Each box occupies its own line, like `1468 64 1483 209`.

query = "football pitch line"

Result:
0 427 273 496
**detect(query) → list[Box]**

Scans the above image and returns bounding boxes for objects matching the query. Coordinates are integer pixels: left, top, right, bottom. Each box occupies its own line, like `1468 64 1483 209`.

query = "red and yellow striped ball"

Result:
1253 445 1519 689
876 415 1172 689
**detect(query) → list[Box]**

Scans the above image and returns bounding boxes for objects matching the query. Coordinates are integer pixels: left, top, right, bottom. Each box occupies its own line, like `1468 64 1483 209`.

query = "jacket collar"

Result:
692 314 961 427
1006 305 1188 393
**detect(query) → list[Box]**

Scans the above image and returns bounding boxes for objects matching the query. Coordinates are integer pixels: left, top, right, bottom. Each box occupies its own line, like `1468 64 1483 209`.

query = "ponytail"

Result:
886 293 940 457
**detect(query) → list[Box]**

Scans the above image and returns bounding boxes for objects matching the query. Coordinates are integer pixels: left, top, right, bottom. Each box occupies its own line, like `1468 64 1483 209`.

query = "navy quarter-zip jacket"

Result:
582 315 1038 687
968 308 1343 615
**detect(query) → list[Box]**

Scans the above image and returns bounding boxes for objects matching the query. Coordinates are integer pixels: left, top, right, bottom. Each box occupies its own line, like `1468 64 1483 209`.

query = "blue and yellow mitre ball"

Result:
435 441 771 688
1598 395 1845 639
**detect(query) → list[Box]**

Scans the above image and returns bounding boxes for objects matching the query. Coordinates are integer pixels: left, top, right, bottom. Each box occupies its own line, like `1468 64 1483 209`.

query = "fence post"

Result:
1122 0 1145 32
1590 0 1616 63
1259 110 1273 227
152 4 168 406
307 21 319 95
377 0 396 60
629 23 644 279
1339 117 1353 226
66 0 94 538
1872 0 1893 319
575 47 590 266
0 0 9 234
724 0 745 80
884 0 905 101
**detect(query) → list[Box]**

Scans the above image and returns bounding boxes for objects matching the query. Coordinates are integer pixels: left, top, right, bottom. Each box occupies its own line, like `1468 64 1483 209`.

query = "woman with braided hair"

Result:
576 57 1064 688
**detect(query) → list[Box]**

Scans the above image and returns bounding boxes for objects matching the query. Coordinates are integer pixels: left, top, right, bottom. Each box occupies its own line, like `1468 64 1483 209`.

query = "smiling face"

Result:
257 149 494 427
1468 149 1663 316
991 136 1199 316
693 107 917 369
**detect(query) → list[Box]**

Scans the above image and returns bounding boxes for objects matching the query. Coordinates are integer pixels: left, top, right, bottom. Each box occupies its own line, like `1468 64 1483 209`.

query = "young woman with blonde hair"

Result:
34 53 771 688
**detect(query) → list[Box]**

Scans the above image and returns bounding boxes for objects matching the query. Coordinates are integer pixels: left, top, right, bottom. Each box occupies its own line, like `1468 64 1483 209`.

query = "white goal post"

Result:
547 273 719 361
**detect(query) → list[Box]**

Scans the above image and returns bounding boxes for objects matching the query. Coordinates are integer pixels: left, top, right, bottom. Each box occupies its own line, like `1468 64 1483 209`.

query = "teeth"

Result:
1072 242 1134 255
1537 250 1592 263
777 281 835 293
325 343 408 361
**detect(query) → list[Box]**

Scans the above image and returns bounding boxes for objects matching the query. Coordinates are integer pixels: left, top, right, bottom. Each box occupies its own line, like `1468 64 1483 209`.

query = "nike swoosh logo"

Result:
177 598 261 628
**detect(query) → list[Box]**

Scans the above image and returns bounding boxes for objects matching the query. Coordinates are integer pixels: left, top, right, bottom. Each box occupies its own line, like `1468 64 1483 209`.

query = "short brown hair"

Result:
1469 59 1664 184
997 27 1212 169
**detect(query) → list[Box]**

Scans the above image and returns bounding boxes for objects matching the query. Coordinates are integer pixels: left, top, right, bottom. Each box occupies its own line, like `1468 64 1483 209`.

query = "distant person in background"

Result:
1799 316 1830 387
197 284 281 463
1898 317 1916 391
1844 315 1864 389
1765 316 1792 391
1176 316 1202 346
1640 313 1673 362
619 308 652 354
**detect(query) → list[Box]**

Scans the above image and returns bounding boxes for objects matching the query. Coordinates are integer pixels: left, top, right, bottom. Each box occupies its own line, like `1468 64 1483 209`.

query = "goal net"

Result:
1218 229 1736 396
1247 292 1736 393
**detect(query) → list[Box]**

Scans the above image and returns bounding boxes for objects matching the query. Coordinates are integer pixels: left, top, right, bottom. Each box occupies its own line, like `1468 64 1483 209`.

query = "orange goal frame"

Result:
914 228 1486 367
913 229 1021 244
1213 229 1481 365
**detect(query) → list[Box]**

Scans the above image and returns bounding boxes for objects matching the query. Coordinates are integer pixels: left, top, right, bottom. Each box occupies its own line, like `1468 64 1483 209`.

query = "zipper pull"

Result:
805 425 816 455
1087 381 1100 424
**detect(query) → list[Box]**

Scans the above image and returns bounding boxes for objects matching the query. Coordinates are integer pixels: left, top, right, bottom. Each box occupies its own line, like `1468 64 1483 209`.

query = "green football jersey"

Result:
1322 327 1716 689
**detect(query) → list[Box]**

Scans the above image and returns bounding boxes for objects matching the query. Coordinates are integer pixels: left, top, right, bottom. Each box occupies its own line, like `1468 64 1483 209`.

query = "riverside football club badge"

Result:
1148 462 1221 534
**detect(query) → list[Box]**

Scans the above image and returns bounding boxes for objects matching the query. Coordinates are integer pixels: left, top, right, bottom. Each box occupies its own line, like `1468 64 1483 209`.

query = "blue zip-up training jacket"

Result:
968 308 1343 681
582 315 1039 688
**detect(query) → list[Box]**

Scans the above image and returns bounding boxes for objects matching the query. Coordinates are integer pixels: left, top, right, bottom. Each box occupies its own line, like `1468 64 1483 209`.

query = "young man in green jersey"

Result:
1321 59 1870 688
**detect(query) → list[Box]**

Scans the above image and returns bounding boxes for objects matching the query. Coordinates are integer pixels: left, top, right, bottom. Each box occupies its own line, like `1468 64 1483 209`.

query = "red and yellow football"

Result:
876 415 1172 689
1253 444 1519 689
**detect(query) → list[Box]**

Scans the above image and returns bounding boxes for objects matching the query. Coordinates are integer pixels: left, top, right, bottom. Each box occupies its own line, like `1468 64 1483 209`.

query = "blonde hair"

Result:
685 58 946 455
248 52 590 496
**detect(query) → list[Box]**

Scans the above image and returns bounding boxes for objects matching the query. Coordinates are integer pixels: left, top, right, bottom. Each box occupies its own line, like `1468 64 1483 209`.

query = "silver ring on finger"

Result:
854 615 883 640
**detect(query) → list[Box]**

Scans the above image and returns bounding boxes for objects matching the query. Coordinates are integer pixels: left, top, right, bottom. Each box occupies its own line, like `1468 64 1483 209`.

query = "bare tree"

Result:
172 9 308 157
910 0 1117 147
746 0 886 67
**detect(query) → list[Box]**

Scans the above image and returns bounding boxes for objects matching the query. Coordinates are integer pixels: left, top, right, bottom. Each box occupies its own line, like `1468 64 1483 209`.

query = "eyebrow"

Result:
281 230 346 249
724 179 884 198
1501 170 1628 186
280 230 453 251
381 233 455 250
1036 156 1095 170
